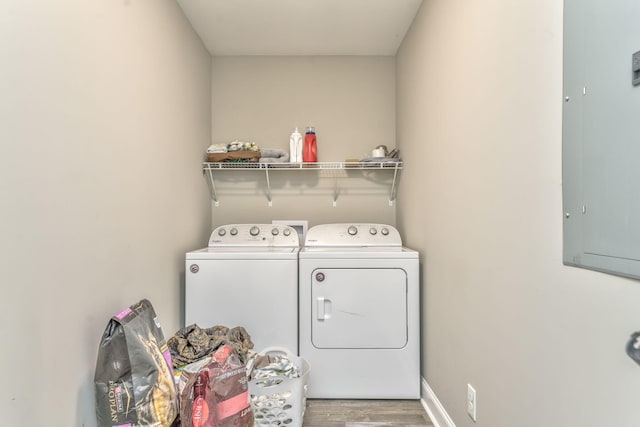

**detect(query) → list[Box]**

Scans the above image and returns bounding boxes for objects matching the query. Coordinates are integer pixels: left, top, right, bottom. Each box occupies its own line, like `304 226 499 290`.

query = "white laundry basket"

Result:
248 347 310 427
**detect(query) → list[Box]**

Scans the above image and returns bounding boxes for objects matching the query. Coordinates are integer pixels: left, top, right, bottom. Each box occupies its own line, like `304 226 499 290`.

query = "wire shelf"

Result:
203 161 403 171
202 161 403 207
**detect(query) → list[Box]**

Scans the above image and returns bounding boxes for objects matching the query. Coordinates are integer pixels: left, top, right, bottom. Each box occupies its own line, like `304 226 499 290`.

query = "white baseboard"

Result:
420 377 456 427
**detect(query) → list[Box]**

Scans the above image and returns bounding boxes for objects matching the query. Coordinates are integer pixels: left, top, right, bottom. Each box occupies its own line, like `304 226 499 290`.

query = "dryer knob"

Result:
271 228 279 236
283 228 291 236
217 228 226 236
230 227 238 236
369 227 377 235
347 225 358 236
381 227 390 236
249 226 260 236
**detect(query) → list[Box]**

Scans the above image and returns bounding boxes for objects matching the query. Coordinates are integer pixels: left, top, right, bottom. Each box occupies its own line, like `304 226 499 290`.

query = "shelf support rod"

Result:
265 168 273 207
332 176 339 207
389 164 400 207
206 168 220 207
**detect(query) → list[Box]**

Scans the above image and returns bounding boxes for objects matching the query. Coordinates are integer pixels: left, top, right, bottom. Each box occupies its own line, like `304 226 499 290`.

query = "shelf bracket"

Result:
264 168 273 207
332 176 339 207
206 168 220 207
388 164 400 206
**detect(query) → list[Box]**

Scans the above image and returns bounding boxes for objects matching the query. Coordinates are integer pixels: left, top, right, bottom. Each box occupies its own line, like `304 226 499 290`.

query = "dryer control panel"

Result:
304 223 402 247
208 224 299 247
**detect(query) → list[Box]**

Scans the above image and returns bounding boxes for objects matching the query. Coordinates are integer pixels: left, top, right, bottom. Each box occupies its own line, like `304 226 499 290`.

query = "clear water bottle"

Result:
303 126 317 162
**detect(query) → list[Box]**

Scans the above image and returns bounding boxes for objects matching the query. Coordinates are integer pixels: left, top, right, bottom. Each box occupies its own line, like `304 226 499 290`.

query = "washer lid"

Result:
299 246 417 259
187 246 299 260
304 223 402 247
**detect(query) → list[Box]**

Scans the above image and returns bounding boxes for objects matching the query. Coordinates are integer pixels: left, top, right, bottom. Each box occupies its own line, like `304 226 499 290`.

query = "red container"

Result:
303 126 317 162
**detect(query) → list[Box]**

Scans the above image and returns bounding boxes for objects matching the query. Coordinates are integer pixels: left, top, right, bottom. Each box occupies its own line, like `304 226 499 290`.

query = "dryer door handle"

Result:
317 297 332 320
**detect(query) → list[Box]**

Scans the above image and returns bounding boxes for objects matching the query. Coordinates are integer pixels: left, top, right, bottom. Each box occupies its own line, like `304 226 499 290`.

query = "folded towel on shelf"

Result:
206 144 227 154
259 148 290 163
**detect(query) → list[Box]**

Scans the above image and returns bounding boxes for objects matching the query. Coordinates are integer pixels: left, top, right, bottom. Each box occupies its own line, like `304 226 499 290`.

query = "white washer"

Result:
299 223 420 399
186 224 299 353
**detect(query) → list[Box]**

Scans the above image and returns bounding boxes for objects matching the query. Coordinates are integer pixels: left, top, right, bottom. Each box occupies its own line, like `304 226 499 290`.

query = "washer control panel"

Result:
208 224 299 247
304 223 402 247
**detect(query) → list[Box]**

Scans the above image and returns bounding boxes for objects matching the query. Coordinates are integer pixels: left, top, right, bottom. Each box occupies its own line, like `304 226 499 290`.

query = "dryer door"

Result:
311 268 407 349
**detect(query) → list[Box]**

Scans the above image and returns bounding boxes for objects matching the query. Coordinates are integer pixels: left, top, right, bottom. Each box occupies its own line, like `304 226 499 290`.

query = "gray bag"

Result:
94 299 178 427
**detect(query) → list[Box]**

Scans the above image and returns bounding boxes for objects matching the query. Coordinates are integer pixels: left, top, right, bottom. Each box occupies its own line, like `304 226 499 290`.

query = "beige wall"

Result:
210 56 397 228
0 1 211 425
397 1 640 426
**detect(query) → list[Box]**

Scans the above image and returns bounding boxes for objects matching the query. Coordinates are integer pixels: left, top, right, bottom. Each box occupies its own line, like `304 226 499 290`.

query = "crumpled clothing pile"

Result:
248 352 301 387
167 324 254 368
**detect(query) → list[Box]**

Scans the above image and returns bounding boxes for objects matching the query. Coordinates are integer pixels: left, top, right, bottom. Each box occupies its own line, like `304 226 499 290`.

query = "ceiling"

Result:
176 0 424 56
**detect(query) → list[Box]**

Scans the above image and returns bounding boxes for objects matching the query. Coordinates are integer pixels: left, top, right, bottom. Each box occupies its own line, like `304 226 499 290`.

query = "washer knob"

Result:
249 226 260 236
381 227 390 236
217 228 226 236
271 228 279 236
369 227 377 235
347 225 358 236
230 227 238 236
283 228 291 236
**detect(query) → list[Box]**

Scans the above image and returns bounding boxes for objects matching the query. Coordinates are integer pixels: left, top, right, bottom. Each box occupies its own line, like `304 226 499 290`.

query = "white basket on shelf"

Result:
248 347 310 427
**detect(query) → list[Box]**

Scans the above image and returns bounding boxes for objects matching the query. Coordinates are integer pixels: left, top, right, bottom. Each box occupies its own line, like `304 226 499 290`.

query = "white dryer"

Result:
186 224 299 353
299 223 420 399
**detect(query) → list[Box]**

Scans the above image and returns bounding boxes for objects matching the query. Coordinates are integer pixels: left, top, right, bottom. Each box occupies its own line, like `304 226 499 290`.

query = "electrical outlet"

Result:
467 384 477 422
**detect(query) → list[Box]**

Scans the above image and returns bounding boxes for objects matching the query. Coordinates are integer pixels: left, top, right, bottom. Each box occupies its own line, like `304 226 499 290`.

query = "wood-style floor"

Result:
302 399 434 427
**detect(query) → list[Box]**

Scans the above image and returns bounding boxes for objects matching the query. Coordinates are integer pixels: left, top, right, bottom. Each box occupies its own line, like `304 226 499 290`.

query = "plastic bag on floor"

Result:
177 345 254 427
94 299 178 427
